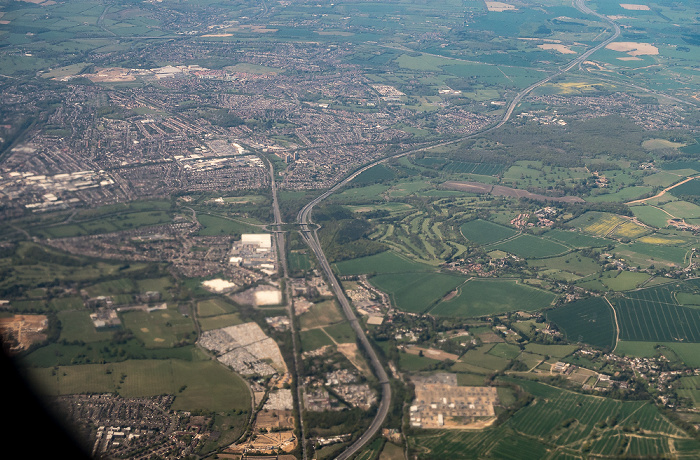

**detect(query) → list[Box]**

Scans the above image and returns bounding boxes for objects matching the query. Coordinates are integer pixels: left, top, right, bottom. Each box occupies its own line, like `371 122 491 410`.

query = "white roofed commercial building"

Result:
241 233 272 249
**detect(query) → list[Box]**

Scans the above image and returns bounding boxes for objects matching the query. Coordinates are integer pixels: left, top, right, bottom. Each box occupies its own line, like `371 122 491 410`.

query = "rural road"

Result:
293 1 624 457
626 175 700 205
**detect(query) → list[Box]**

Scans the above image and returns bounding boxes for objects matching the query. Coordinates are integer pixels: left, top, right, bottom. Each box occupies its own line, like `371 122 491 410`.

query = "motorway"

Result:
293 4 622 458
268 159 308 460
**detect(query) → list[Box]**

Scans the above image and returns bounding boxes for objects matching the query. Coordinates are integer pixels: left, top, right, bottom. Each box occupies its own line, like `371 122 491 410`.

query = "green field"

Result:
289 251 312 272
516 351 546 370
334 251 433 276
32 210 173 238
355 438 385 460
613 241 690 269
523 343 578 359
504 379 694 457
27 359 250 412
528 253 600 278
487 342 522 360
408 428 546 460
57 310 115 343
354 164 396 185
0 243 152 297
300 300 344 330
670 178 700 197
379 442 404 460
460 219 518 245
197 298 238 317
49 296 84 311
409 375 697 458
599 271 651 291
323 321 357 344
631 205 672 228
334 184 391 202
490 234 569 259
454 344 511 374
121 307 195 348
81 276 175 302
546 297 616 350
198 313 244 331
543 229 612 248
661 200 700 220
196 214 262 236
370 271 465 314
300 328 334 352
398 351 441 372
613 286 700 343
677 376 700 408
430 279 556 318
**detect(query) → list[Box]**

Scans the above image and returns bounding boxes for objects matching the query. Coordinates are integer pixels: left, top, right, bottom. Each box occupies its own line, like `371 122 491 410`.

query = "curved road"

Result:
295 2 622 458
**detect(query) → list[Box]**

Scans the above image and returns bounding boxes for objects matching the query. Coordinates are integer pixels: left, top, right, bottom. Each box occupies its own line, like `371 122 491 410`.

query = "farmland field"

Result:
599 271 650 291
334 251 432 276
408 428 545 460
490 233 569 259
398 352 440 372
568 212 647 238
379 442 404 460
430 279 555 318
198 313 243 331
197 298 238 317
523 344 578 359
26 359 250 411
57 310 115 343
677 376 700 408
543 229 611 248
460 219 518 245
354 164 396 185
300 300 344 330
613 242 690 268
669 178 700 197
613 285 700 343
196 214 262 236
288 251 312 272
121 308 196 348
414 159 505 176
505 379 694 457
370 271 465 313
300 328 334 352
354 438 385 460
630 205 672 228
661 200 700 219
487 342 521 360
457 345 511 373
546 297 617 349
32 210 173 239
408 376 698 459
528 253 600 278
